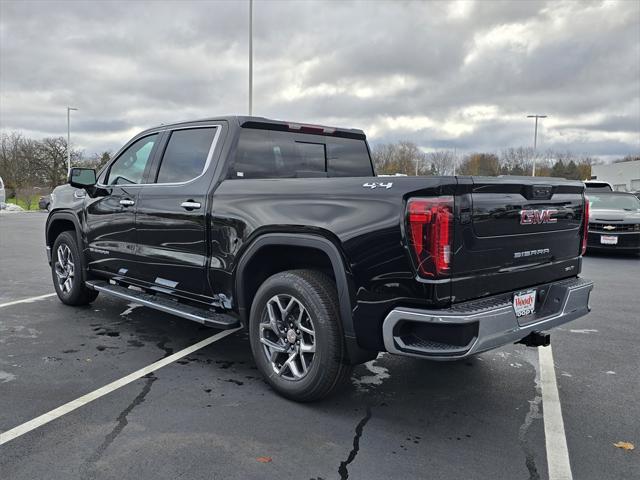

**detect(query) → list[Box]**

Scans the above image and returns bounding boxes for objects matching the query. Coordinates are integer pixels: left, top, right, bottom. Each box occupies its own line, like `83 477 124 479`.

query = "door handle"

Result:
180 201 201 210
119 199 135 206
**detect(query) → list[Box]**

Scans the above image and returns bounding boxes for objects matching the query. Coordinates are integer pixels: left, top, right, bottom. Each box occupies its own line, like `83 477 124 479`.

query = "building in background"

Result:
591 160 640 192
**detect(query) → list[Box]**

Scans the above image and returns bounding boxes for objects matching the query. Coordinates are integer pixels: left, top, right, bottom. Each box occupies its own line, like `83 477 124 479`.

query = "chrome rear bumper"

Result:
382 277 593 360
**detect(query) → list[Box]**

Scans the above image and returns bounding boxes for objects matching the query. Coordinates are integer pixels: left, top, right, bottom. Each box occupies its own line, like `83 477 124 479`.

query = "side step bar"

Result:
86 280 240 329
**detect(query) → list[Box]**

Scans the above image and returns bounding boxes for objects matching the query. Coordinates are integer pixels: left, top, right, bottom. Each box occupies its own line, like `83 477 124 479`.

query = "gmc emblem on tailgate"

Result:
520 209 558 225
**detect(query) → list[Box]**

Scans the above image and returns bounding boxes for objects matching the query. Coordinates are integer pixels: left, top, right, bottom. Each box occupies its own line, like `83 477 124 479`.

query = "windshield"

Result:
589 193 640 211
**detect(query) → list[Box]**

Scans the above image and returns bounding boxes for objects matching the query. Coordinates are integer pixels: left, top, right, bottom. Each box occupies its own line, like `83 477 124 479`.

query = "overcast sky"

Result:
1 0 639 159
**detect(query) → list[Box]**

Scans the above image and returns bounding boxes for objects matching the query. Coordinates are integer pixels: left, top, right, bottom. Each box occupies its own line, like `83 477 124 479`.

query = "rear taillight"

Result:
581 195 589 255
406 196 453 277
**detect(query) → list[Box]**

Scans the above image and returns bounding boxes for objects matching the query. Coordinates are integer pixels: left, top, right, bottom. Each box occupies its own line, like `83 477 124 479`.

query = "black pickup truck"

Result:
46 116 593 401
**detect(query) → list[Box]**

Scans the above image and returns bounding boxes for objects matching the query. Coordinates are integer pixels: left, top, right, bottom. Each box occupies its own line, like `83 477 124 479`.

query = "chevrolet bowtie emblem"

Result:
603 225 616 231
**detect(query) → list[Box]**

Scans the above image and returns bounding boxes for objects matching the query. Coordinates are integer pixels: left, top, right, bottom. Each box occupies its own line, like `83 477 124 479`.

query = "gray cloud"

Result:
0 0 638 159
558 114 640 133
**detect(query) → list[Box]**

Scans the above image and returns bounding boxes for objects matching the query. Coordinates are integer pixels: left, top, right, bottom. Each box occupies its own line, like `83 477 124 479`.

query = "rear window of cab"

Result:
230 128 373 179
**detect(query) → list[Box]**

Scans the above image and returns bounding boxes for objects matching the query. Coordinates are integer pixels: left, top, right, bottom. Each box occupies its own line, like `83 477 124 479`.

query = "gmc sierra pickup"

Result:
46 116 593 401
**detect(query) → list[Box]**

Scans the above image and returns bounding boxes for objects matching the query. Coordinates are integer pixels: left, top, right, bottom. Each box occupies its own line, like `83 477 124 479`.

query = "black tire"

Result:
249 269 352 402
51 231 99 306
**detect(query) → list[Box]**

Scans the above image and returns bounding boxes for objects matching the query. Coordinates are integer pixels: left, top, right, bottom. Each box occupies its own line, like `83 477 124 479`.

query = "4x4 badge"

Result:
362 182 393 189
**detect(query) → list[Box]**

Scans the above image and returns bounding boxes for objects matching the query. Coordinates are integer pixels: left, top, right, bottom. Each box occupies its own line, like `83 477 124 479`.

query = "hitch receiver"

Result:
517 331 550 348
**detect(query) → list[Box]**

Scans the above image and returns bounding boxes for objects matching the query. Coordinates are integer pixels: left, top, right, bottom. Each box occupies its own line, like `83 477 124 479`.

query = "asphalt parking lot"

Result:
1 212 638 480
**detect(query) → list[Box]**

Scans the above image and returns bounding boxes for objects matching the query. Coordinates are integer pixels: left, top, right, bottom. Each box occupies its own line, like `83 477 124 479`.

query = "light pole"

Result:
453 147 457 176
248 0 253 115
67 107 78 174
527 114 547 176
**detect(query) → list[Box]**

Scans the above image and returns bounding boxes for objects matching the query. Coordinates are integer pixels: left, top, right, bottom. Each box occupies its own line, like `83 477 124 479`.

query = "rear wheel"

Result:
51 231 99 305
249 269 352 402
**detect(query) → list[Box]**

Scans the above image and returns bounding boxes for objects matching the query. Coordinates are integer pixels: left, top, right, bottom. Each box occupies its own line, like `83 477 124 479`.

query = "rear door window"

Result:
155 127 217 183
231 128 372 179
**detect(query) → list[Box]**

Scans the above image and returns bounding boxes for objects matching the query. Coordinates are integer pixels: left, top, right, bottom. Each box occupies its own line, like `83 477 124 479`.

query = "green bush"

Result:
7 195 42 211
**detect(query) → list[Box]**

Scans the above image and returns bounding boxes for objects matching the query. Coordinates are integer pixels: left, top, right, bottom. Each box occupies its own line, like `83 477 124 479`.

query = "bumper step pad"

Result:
383 276 593 359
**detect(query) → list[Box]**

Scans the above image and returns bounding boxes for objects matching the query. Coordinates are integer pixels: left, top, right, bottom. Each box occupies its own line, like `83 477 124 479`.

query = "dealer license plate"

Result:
513 290 536 318
600 235 618 245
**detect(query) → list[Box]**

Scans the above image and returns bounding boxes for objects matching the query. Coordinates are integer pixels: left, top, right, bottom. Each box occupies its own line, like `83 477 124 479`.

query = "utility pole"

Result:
67 107 78 174
527 114 547 176
453 147 457 176
248 0 253 115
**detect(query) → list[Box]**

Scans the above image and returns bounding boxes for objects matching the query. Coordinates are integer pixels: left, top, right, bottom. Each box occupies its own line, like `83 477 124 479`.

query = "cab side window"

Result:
106 134 158 185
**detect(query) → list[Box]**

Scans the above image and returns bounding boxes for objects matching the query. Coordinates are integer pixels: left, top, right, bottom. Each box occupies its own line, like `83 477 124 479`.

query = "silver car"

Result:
0 176 6 208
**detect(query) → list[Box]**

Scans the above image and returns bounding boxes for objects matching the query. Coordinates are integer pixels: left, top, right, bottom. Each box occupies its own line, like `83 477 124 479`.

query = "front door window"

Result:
106 134 158 185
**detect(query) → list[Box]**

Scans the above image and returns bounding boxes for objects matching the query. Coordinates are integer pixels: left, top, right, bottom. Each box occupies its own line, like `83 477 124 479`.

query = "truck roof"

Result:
141 115 366 139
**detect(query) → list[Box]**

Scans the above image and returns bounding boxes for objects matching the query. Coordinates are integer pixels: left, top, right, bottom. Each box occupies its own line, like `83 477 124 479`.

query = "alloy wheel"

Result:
54 244 75 294
259 294 316 380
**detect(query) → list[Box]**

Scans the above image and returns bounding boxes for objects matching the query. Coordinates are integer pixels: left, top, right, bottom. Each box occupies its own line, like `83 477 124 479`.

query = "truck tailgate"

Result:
451 176 586 302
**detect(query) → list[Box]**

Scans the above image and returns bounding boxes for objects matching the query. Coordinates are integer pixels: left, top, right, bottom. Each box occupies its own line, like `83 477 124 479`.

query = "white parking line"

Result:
539 344 573 480
0 327 241 445
0 293 56 309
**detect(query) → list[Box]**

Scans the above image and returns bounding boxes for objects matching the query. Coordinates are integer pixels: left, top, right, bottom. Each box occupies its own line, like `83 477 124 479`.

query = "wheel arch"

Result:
234 233 375 364
46 212 83 264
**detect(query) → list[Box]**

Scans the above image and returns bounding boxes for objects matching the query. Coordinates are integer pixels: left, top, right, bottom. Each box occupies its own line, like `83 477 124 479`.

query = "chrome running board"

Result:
86 280 239 329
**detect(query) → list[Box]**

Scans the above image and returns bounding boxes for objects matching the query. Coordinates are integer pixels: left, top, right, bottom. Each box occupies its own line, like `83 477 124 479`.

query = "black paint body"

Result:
46 116 587 360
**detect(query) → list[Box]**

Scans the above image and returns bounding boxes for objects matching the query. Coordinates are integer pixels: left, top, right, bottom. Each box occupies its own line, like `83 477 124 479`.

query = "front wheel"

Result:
51 231 99 306
249 269 352 402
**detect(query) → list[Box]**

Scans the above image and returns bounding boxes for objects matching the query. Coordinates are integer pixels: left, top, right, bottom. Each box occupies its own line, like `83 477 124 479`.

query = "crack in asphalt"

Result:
87 373 157 465
85 335 173 468
337 406 372 480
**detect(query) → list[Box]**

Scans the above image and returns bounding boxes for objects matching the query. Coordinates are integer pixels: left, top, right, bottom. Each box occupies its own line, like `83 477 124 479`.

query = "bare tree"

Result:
427 150 455 175
0 132 88 192
0 132 26 191
39 137 74 189
500 147 536 175
372 141 426 175
459 153 501 176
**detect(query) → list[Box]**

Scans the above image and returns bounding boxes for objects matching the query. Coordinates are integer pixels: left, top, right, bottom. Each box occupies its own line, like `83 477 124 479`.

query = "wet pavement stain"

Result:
216 360 235 369
93 327 120 337
43 356 62 363
96 345 118 352
156 337 173 358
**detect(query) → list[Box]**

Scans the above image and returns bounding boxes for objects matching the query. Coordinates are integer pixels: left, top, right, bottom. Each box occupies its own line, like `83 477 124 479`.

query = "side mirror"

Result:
68 168 97 189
